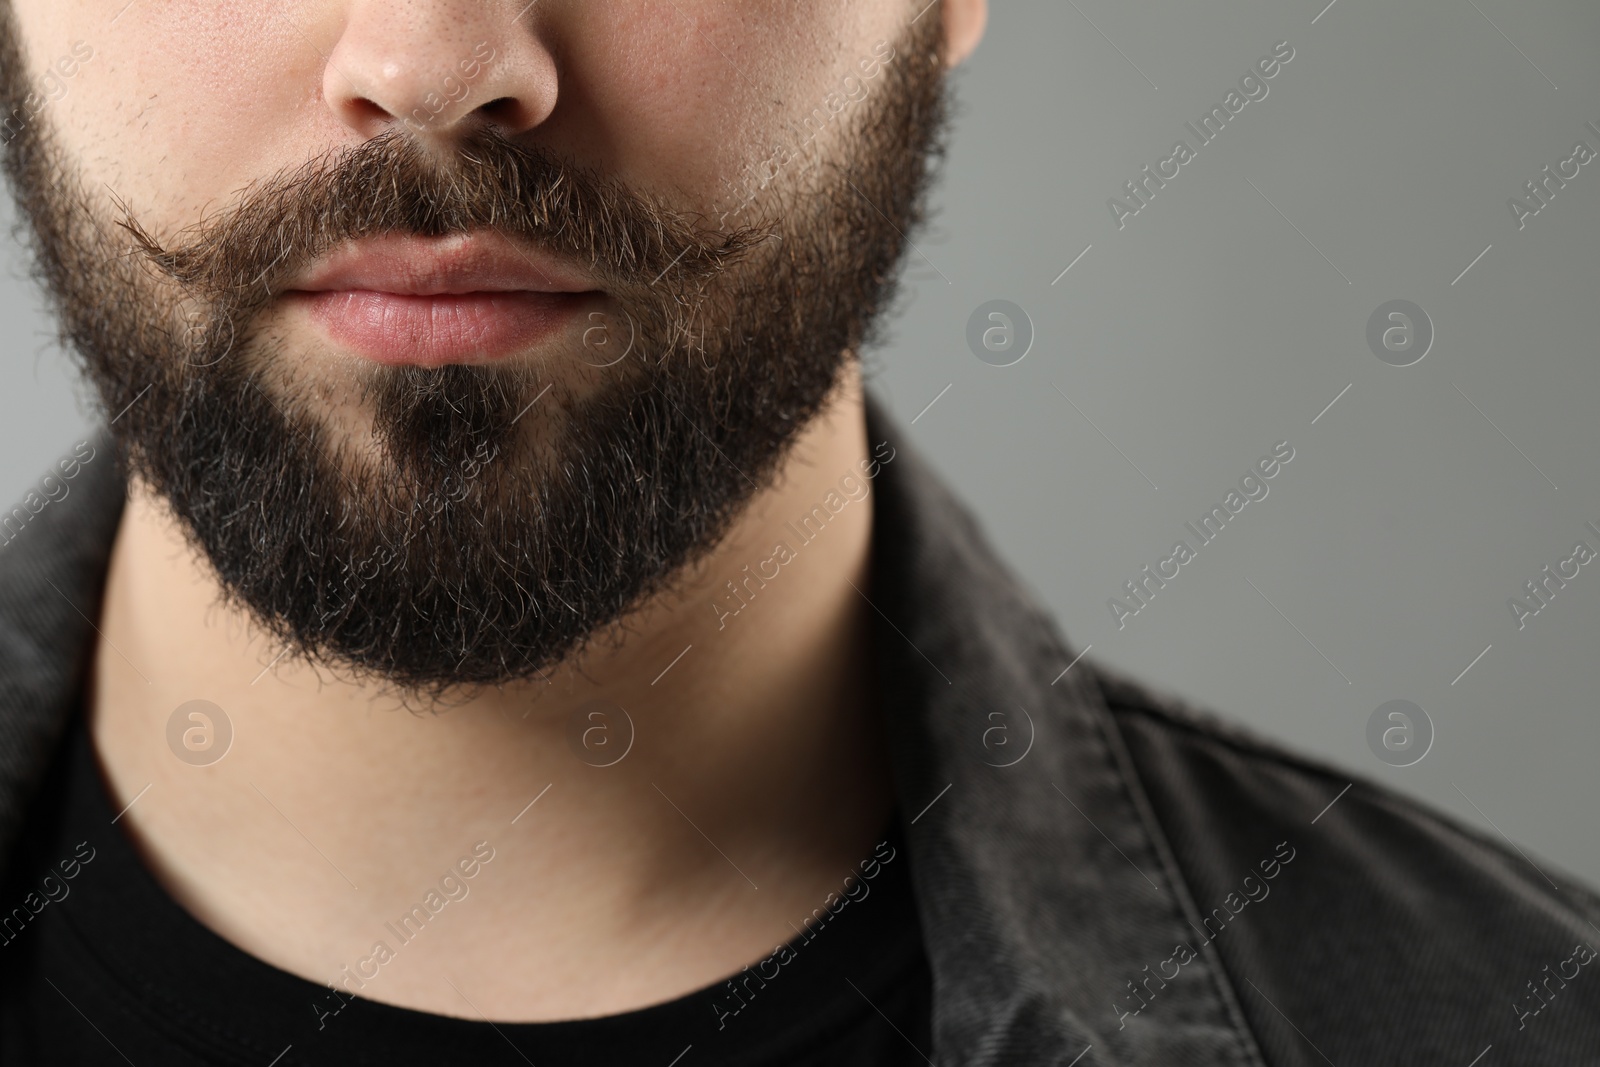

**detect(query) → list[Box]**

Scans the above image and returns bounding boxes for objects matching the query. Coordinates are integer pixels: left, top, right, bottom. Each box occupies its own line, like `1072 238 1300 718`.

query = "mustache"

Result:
113 126 768 309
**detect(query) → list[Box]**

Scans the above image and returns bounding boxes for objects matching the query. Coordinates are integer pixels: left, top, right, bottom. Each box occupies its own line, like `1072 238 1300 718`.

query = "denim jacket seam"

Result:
1083 661 1274 1067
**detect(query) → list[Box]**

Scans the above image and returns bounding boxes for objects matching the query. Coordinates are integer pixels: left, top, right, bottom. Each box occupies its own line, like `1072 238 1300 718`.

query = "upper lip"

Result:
286 231 600 296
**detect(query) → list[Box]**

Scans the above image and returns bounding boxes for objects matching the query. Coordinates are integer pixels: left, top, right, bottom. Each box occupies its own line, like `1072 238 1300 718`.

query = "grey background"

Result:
4 1 1599 882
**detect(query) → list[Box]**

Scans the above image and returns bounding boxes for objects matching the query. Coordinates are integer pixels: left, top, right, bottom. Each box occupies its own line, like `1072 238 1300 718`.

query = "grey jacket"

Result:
3 404 1599 1066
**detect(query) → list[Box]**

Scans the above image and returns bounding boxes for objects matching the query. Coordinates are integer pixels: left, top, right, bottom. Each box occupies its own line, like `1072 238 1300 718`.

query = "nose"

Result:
322 1 558 140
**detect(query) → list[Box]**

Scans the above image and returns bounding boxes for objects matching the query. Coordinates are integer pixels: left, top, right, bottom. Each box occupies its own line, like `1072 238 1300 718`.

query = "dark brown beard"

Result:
0 13 950 702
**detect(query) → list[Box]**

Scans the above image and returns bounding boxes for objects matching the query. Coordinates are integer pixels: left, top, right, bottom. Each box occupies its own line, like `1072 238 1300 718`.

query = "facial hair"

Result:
0 14 950 702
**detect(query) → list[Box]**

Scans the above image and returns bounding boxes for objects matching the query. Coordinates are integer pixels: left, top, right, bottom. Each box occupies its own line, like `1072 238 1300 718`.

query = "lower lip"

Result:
290 290 596 366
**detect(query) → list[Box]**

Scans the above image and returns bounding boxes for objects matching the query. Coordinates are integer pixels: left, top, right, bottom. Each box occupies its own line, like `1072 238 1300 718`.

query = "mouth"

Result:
282 231 605 367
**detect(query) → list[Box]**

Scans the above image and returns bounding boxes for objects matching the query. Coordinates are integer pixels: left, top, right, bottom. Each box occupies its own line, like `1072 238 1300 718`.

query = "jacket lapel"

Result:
865 398 1264 1067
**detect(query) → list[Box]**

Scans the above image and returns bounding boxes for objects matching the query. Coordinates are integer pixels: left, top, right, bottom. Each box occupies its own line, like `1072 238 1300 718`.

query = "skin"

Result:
11 0 985 1021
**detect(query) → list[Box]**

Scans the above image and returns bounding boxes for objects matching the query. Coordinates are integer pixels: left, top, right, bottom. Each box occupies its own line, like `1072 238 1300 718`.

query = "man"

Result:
0 1 1595 1064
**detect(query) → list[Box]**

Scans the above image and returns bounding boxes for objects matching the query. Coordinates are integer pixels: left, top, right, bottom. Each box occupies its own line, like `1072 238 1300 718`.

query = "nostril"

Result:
476 97 521 121
347 96 393 126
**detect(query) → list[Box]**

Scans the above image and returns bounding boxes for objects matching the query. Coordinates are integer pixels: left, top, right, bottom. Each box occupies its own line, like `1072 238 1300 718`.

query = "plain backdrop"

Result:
4 1 1600 883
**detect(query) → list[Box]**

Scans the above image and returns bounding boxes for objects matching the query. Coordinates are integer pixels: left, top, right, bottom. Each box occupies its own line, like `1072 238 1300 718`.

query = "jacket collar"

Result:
0 428 124 871
0 401 1262 1065
862 398 1263 1066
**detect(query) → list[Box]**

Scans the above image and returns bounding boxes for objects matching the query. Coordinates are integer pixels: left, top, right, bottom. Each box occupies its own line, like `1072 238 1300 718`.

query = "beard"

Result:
0 15 950 701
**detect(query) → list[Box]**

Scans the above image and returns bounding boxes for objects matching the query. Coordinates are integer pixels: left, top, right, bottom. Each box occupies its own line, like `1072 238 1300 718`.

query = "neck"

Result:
88 368 898 1020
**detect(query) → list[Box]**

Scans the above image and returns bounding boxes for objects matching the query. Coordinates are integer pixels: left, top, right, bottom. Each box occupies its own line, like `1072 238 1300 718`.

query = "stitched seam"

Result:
1076 661 1273 1067
1099 679 1361 788
1110 692 1600 934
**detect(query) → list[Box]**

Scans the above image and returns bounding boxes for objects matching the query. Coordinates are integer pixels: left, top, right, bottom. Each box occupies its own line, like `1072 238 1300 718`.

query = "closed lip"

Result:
282 231 604 366
286 231 601 296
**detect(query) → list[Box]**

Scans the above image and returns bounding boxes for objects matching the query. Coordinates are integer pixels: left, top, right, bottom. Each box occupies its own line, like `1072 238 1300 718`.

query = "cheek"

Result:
552 0 906 214
34 2 332 230
553 4 773 207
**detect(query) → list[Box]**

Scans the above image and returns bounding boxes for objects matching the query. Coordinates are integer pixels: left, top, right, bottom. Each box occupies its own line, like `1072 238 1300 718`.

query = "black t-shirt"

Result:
0 712 933 1066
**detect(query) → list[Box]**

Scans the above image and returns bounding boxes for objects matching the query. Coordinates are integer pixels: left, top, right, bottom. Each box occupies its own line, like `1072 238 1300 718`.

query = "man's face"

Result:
0 1 950 700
